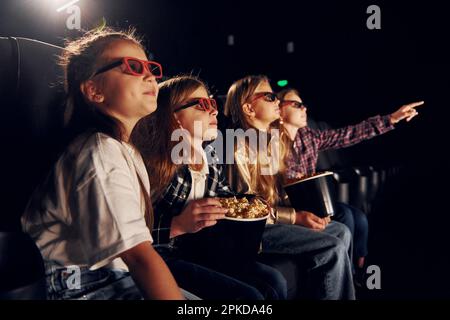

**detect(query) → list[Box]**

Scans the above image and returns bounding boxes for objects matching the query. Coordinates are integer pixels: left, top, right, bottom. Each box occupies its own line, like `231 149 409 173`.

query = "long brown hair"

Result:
131 75 209 200
224 75 290 206
25 28 154 230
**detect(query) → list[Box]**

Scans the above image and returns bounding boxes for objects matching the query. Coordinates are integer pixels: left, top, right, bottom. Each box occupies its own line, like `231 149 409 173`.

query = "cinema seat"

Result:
0 36 66 299
0 232 46 299
309 117 399 214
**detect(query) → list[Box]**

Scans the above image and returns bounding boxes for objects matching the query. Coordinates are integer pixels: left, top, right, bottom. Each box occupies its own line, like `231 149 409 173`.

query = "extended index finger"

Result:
406 101 425 109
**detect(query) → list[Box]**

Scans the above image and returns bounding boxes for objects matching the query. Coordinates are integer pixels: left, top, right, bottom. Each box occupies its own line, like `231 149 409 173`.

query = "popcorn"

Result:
219 196 269 219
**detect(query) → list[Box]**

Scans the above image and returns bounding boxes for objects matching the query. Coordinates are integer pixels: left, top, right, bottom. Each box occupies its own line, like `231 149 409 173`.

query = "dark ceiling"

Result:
1 0 449 166
1 1 448 92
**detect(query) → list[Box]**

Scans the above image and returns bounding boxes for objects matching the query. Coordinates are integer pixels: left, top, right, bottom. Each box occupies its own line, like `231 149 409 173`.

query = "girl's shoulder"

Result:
63 132 133 176
68 132 126 157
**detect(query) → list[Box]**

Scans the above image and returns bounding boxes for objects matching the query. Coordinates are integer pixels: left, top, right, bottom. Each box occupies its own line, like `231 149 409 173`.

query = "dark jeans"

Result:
333 202 369 259
157 247 287 300
262 221 355 300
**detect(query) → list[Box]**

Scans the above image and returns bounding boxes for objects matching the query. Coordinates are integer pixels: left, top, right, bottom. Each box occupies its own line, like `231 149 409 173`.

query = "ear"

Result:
80 80 105 104
242 103 255 118
172 113 183 128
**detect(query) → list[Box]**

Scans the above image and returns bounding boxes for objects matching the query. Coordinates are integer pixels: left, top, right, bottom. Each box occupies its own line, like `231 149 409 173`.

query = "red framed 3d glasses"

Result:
249 92 278 104
279 100 307 109
174 98 218 113
93 57 163 78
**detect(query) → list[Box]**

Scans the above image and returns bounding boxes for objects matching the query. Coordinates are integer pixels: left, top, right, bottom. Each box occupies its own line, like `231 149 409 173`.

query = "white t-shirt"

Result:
186 148 209 202
22 132 153 272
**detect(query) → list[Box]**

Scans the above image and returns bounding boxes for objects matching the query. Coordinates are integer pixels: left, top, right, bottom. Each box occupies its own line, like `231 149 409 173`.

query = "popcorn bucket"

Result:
176 194 269 274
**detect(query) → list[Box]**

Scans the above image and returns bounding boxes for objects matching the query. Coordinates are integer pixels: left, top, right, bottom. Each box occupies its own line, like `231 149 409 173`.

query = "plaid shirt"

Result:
284 115 395 179
152 143 235 246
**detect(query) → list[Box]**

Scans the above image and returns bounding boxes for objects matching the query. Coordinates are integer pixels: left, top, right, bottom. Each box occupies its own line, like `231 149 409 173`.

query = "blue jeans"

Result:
46 267 142 300
261 221 355 300
157 247 287 300
46 265 200 300
333 202 369 259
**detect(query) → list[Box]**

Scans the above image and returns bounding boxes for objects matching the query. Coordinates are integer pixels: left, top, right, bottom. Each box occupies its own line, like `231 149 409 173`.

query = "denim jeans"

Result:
229 261 288 300
46 265 200 300
333 202 369 259
46 267 142 300
157 247 287 300
261 221 355 300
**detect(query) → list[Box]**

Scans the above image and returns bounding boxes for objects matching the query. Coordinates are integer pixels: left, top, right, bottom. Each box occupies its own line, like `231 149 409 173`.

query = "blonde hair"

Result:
224 75 290 206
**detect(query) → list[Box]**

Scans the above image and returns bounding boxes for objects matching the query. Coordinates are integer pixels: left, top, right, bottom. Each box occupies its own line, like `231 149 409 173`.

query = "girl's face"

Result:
280 91 308 128
246 81 280 128
174 86 218 142
90 40 159 123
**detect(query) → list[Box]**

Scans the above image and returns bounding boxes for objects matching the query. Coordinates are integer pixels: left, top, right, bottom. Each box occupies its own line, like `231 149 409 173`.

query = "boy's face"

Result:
280 91 308 128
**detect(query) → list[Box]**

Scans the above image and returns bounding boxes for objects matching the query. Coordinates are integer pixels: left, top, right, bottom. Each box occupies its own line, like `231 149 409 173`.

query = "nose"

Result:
144 73 157 83
210 108 218 117
143 66 157 82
